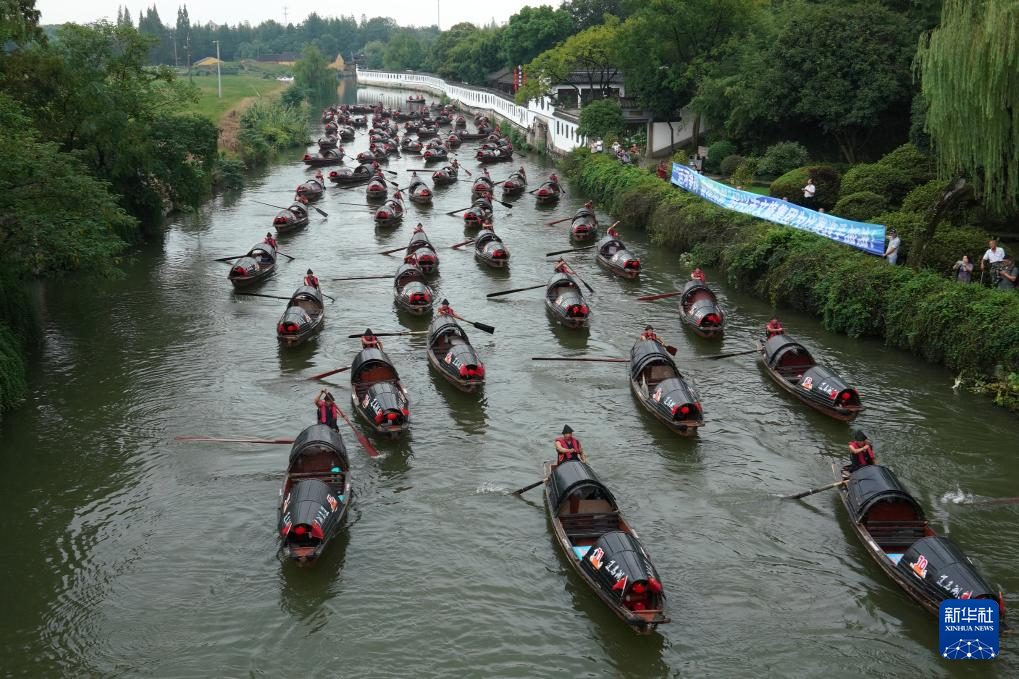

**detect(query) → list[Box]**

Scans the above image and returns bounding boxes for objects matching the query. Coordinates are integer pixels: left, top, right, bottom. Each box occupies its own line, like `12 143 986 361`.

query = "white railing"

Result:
355 68 588 155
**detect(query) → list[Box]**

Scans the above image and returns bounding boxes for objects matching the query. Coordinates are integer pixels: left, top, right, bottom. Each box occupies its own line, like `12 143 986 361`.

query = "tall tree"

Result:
916 0 1019 213
293 44 336 99
563 0 628 29
382 30 423 70
499 5 574 69
516 19 621 105
0 0 42 45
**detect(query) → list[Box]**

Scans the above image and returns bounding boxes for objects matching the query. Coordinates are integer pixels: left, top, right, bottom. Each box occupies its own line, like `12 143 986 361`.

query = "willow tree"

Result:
916 0 1019 214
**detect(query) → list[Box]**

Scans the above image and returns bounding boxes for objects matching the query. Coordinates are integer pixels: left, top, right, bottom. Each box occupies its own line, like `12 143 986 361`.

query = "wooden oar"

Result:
336 405 379 458
459 317 495 334
960 496 1019 507
531 356 629 363
175 435 295 444
546 215 573 226
563 265 595 295
450 238 475 249
252 199 328 219
276 251 296 261
302 366 351 381
378 245 407 255
461 167 473 176
637 291 682 302
783 479 847 500
493 197 514 209
333 201 374 207
331 275 392 281
346 330 428 338
512 479 545 496
487 284 544 298
234 292 293 301
446 206 472 216
702 349 759 360
545 245 596 257
215 254 247 262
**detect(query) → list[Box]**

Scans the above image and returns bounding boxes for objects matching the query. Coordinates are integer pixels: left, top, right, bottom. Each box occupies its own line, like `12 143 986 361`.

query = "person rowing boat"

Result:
766 317 784 339
554 424 587 465
436 298 465 321
360 327 383 350
640 325 660 343
314 389 340 432
843 429 876 475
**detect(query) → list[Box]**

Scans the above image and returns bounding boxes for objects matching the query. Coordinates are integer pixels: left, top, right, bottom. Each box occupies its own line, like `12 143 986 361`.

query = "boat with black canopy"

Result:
832 463 1006 622
276 285 325 346
393 262 433 315
629 338 702 436
757 334 862 420
474 229 510 268
273 203 310 235
426 315 485 393
349 347 410 436
278 424 352 564
545 271 590 328
501 169 527 196
228 242 276 288
595 233 640 278
406 228 439 275
542 460 670 634
295 178 325 201
329 164 372 185
679 281 724 338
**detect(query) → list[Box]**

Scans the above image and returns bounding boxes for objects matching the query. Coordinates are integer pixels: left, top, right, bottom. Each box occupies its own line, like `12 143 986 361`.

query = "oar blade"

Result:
486 284 544 298
512 479 544 496
637 291 683 302
175 436 295 444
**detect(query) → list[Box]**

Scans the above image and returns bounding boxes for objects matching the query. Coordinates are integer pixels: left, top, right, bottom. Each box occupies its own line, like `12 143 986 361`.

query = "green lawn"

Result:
183 73 288 123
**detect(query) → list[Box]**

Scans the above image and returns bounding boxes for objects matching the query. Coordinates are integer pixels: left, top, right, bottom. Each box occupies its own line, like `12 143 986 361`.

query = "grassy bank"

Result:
562 150 1019 412
185 73 289 125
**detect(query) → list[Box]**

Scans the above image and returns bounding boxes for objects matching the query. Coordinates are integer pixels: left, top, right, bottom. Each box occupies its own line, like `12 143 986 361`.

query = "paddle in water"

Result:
545 215 573 227
637 291 683 302
252 198 328 219
336 406 379 458
377 245 407 255
345 330 427 338
782 479 847 500
450 238 475 249
214 254 248 262
486 283 545 298
234 292 294 301
531 356 629 363
545 245 597 257
302 366 351 381
175 435 295 444
702 349 759 360
512 479 545 496
331 275 392 281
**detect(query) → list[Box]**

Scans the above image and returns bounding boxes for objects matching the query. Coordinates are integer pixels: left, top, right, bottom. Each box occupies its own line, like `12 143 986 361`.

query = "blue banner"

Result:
671 163 885 256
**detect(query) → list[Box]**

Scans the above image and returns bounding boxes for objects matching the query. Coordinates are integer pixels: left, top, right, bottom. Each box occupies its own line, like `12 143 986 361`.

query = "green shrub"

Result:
833 191 889 222
769 165 841 210
214 155 246 190
720 154 745 177
705 140 737 172
238 99 310 166
732 157 758 187
757 141 810 178
840 163 915 205
876 143 935 188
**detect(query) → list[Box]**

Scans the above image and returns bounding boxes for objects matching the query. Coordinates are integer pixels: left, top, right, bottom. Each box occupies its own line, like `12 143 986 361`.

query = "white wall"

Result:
355 68 588 155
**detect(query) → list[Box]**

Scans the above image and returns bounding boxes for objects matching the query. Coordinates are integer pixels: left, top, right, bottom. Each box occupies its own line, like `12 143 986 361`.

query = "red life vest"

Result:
851 443 875 467
319 402 339 428
556 437 581 464
305 275 319 288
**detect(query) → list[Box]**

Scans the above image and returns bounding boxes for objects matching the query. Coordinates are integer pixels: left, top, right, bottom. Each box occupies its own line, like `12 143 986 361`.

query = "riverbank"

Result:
562 149 1019 412
181 74 289 153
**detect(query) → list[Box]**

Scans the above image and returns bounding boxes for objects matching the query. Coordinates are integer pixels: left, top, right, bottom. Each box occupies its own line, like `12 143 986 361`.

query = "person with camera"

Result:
996 255 1018 291
952 255 974 283
980 238 1006 280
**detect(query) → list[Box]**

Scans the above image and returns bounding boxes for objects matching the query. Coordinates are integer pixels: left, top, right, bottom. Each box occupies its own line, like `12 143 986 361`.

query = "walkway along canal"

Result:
0 83 1015 677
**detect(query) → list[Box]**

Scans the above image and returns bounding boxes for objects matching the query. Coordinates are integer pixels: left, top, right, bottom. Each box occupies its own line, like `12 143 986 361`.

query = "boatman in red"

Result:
360 328 383 350
553 258 575 275
765 317 784 339
304 269 320 289
413 223 425 234
263 232 278 250
295 193 309 206
404 252 419 267
843 430 876 474
607 223 620 238
314 389 340 432
314 169 324 185
555 425 588 465
436 298 465 320
640 325 660 343
690 266 706 283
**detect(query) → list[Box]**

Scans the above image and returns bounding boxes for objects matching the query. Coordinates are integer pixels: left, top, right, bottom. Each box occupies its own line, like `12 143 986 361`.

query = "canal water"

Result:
1 81 1016 678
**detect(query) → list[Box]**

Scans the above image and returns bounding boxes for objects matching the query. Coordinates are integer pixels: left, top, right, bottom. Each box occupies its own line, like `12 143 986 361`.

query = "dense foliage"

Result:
564 151 1019 410
577 99 625 140
237 99 310 166
292 44 336 101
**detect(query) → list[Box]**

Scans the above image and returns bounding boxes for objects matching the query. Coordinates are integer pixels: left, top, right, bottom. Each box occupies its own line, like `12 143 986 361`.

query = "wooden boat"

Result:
545 271 590 328
432 165 458 186
324 121 338 135
276 285 325 346
407 94 426 104
295 179 325 201
629 338 703 436
303 148 343 167
422 145 448 162
417 125 438 139
407 177 433 204
349 348 410 437
374 194 405 226
542 460 670 634
445 133 462 148
679 281 724 338
356 150 386 164
278 424 352 564
832 462 1006 620
338 126 355 141
474 230 509 268
534 180 562 204
406 229 439 275
365 175 389 201
329 165 371 185
273 203 310 234
757 334 863 420
595 234 640 278
454 115 467 128
393 262 433 315
400 137 422 154
351 116 367 127
476 147 513 163
317 136 338 151
463 198 493 227
501 169 527 196
228 242 276 288
426 315 485 393
472 175 495 196
570 208 599 243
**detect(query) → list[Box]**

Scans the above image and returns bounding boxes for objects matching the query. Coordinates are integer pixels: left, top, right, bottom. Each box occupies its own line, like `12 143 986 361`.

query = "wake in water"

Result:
475 481 511 495
940 486 976 505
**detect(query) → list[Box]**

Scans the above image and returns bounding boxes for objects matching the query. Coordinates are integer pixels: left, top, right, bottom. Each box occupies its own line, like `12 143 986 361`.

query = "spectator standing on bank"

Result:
952 255 974 283
997 255 1018 290
981 239 1006 275
884 228 901 265
802 178 816 207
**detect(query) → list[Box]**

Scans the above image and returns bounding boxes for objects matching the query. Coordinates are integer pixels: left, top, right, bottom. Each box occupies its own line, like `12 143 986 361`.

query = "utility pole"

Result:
437 0 440 30
283 6 289 24
213 40 222 98
186 32 192 84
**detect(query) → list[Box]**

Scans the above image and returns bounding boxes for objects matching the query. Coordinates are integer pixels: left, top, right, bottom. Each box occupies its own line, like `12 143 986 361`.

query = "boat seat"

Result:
560 511 620 538
865 520 928 549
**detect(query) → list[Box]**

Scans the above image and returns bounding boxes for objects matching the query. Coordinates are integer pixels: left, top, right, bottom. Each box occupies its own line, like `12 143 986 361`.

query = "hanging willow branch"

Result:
915 0 1019 215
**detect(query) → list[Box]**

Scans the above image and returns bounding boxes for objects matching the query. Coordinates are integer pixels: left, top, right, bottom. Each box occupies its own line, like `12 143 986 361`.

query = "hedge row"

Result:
564 150 1019 405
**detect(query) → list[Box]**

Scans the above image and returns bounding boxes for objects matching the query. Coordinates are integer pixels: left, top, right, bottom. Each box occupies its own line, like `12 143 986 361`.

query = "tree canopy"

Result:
516 19 621 104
